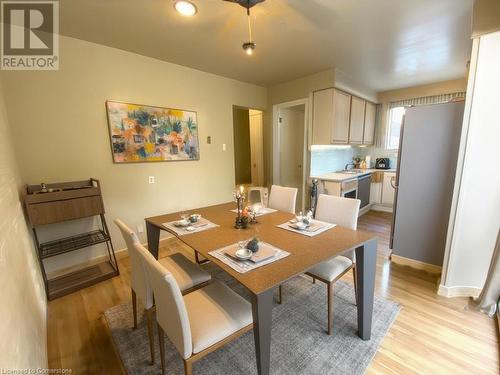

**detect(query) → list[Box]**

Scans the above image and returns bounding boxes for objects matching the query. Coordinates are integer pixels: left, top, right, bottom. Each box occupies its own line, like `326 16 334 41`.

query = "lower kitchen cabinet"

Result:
381 172 396 205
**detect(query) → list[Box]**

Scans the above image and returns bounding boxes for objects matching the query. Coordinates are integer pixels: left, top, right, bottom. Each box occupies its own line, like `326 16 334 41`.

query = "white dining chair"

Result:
114 219 211 364
136 241 254 375
267 185 298 214
305 194 361 334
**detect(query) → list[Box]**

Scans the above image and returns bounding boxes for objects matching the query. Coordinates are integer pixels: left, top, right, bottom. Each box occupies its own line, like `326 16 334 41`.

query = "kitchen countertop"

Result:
311 168 397 182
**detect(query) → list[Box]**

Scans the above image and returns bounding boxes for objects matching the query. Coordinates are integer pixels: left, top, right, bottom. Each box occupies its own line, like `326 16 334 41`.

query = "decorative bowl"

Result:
189 214 201 223
235 248 253 260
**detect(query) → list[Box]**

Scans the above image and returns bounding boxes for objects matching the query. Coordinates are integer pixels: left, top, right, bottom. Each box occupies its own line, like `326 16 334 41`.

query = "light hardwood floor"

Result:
47 211 499 374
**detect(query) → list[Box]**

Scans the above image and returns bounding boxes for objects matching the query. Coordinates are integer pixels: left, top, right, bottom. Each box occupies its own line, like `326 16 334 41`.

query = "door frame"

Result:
272 98 309 212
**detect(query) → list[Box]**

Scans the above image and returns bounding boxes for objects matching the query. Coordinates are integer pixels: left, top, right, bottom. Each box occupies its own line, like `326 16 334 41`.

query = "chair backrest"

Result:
315 194 361 261
268 185 298 213
136 242 193 360
248 186 268 207
114 219 153 309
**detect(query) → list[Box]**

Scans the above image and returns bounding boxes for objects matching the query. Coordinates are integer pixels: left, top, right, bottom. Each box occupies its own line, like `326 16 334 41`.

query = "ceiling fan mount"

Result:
223 0 265 10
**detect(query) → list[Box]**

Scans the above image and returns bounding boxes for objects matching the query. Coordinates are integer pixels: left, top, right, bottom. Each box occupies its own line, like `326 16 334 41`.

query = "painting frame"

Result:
105 100 200 164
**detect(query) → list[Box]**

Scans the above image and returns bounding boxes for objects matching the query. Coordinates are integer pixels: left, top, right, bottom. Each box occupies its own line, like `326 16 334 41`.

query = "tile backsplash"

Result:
310 145 398 176
310 146 356 176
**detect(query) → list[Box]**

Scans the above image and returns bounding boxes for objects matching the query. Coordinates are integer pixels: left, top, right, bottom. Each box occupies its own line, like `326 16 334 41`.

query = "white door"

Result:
249 110 264 186
279 105 305 211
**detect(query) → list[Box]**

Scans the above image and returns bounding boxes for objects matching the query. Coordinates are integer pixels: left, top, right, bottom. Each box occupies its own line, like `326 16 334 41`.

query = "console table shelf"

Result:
24 178 119 300
40 230 110 259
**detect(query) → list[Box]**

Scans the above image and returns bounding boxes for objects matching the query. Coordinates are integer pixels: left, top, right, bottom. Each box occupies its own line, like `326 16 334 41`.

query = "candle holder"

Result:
233 188 248 229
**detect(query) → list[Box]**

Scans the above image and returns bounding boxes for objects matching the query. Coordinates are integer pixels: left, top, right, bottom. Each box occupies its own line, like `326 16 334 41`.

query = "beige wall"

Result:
473 0 500 37
0 82 47 368
0 36 267 271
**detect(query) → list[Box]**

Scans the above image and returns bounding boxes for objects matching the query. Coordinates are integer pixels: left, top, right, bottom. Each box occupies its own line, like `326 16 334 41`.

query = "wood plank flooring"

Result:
47 210 499 374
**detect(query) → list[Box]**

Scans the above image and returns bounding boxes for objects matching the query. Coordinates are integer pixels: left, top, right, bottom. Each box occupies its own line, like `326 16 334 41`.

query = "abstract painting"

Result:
106 101 199 163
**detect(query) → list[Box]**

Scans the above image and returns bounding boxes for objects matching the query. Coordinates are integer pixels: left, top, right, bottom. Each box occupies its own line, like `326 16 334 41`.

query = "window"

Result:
386 106 405 149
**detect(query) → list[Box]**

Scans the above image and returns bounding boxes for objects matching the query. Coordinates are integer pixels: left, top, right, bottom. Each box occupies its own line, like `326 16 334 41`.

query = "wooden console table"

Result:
24 178 119 300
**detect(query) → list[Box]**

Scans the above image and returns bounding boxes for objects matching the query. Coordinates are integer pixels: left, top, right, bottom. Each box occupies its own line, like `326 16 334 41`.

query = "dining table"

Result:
145 202 378 375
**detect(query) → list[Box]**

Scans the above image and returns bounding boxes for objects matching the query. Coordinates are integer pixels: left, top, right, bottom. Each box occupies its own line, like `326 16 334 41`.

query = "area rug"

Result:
105 264 400 375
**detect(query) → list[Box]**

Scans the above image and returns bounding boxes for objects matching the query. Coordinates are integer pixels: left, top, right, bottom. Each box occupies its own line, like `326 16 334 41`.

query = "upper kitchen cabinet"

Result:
312 88 334 145
331 89 351 143
363 101 376 145
349 96 366 144
312 87 376 146
312 88 351 145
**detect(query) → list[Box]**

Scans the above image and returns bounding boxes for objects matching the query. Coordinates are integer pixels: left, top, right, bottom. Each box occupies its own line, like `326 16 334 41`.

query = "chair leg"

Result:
183 359 192 375
327 282 333 335
312 277 316 284
352 266 358 306
131 289 137 329
145 308 155 365
158 323 166 375
277 285 282 304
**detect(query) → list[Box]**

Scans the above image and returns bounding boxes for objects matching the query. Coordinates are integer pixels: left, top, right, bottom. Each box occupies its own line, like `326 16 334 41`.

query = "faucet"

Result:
344 163 355 171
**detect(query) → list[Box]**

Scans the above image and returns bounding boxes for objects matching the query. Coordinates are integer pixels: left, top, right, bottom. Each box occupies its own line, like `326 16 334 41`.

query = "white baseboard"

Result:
437 284 482 298
391 254 442 274
370 204 393 213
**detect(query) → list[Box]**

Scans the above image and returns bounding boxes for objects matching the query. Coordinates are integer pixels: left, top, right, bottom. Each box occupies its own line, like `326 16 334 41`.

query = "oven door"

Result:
342 187 357 199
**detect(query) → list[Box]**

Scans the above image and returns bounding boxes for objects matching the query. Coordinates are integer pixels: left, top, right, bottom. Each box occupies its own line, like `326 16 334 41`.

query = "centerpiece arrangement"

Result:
233 185 249 229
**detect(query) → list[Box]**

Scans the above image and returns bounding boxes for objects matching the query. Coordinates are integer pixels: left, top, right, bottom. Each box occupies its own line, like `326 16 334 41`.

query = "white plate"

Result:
235 248 253 260
175 220 190 227
290 222 309 231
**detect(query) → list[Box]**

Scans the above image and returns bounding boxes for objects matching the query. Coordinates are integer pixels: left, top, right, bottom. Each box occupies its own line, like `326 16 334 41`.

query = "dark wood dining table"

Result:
145 202 377 375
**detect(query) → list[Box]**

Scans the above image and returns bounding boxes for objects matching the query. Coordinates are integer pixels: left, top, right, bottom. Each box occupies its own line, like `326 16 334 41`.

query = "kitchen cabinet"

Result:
381 172 396 205
363 102 376 145
312 88 334 145
312 87 376 146
370 181 382 204
349 96 366 144
332 89 351 143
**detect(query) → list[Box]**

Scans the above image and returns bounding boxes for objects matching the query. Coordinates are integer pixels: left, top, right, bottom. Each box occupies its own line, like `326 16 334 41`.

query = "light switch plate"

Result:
148 176 155 184
222 143 226 151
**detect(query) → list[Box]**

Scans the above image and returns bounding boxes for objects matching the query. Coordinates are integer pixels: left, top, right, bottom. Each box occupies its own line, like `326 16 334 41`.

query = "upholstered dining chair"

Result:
305 194 361 334
136 241 254 375
114 219 211 364
267 184 298 214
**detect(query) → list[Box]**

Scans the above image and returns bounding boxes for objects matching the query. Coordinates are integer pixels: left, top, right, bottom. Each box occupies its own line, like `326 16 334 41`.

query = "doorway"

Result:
232 107 264 187
273 99 308 212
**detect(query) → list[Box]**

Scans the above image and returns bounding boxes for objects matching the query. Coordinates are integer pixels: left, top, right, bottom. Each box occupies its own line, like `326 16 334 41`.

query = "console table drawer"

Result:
27 196 104 226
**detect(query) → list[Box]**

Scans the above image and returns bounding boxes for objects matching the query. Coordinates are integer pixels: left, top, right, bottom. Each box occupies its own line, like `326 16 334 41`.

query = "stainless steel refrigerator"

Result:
390 101 465 267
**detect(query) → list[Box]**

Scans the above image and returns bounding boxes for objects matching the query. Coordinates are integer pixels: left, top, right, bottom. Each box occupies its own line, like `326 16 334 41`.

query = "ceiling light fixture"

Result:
224 0 265 56
174 0 197 16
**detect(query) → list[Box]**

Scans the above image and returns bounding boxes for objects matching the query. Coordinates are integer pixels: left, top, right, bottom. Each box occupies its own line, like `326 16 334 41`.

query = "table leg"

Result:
355 238 377 340
251 289 274 375
146 221 160 259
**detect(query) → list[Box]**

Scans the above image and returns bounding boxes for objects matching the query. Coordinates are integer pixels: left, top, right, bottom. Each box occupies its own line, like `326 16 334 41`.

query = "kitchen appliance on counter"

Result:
375 158 391 169
391 101 465 267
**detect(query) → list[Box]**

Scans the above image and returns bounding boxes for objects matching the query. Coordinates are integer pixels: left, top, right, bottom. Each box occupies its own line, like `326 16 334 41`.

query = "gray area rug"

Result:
105 264 400 375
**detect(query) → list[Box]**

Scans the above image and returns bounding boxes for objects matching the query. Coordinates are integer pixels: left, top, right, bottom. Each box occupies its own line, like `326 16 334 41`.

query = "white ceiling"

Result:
60 0 473 91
